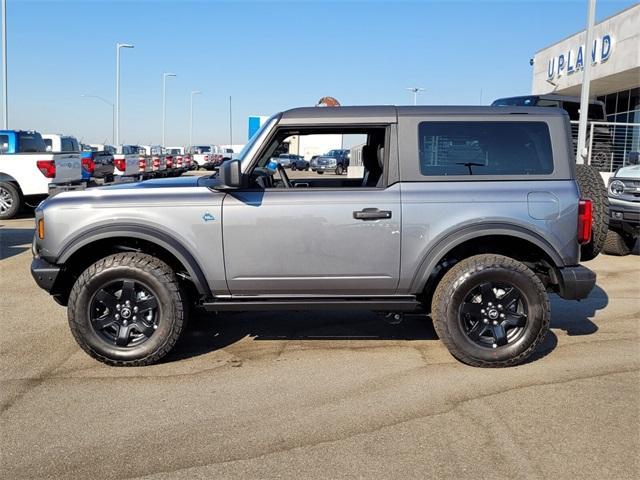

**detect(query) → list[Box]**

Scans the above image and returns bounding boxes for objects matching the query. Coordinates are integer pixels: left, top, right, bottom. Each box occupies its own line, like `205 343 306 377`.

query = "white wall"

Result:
532 4 640 97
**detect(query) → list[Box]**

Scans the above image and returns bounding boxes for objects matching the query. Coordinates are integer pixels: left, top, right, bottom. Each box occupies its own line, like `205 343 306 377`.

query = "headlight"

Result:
609 180 625 196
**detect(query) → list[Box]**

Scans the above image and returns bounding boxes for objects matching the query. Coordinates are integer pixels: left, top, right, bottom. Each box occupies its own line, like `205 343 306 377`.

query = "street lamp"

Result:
2 0 8 128
162 72 176 147
576 0 596 165
189 90 202 147
81 94 115 145
115 42 134 146
405 87 425 106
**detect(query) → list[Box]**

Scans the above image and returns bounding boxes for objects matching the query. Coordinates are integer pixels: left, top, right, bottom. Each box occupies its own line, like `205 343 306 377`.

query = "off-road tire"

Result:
603 230 635 256
589 143 612 171
432 254 550 368
68 252 186 366
0 182 21 220
576 164 609 261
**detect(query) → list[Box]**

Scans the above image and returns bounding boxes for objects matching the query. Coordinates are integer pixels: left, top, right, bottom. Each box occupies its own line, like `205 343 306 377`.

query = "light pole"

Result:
189 90 201 147
162 72 176 147
2 0 8 128
81 94 115 144
115 42 134 146
405 87 425 105
576 0 596 165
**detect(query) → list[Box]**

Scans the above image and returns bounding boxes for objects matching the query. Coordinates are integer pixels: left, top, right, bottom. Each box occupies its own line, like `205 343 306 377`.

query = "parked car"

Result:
492 94 613 170
80 144 115 183
164 147 190 174
140 145 167 177
188 145 214 170
290 155 309 171
42 134 88 188
113 145 144 180
272 153 302 168
604 152 640 255
314 149 350 175
0 130 82 219
32 105 596 368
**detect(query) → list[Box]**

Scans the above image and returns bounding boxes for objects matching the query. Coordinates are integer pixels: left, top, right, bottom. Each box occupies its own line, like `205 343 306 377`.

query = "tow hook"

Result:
383 312 404 325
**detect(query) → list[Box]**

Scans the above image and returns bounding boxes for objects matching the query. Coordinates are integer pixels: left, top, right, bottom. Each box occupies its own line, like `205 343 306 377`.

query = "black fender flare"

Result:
409 222 565 293
57 224 211 296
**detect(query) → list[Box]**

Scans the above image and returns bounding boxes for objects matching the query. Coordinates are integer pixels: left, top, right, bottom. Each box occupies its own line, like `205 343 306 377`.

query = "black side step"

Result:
201 296 423 312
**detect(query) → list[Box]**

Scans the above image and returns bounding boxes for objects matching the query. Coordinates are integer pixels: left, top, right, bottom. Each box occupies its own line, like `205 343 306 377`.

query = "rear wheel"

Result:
68 252 186 366
576 164 609 261
0 182 21 220
432 254 550 367
603 229 636 256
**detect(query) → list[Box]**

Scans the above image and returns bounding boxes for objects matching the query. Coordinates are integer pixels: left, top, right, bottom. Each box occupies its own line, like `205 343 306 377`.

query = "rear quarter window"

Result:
418 121 554 176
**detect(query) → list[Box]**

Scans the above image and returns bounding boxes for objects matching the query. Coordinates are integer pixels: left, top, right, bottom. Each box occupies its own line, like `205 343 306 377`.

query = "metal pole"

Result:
161 73 176 147
576 0 596 165
229 95 233 147
2 0 8 128
189 93 193 148
115 43 134 146
81 95 115 144
115 45 119 146
189 90 201 147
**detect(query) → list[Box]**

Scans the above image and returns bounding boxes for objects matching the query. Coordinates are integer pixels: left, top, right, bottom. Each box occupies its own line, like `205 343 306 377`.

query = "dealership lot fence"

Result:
570 120 640 172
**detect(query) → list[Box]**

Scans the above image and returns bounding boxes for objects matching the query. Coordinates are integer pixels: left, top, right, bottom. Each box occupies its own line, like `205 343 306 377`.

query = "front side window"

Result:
418 121 553 176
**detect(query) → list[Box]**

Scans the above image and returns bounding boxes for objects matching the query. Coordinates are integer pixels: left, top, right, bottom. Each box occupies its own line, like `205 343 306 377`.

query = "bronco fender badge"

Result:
202 212 216 222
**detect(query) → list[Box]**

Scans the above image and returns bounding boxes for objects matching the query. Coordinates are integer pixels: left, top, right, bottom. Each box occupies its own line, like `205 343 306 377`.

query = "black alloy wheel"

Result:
459 282 528 349
89 279 160 347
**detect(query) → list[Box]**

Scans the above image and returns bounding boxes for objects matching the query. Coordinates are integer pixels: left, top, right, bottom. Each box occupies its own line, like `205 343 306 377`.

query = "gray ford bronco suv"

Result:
31 106 597 367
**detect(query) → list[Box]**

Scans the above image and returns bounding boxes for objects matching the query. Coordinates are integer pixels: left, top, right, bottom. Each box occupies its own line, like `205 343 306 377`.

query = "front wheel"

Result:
335 165 344 175
432 254 550 367
0 182 21 220
67 252 186 366
291 164 297 171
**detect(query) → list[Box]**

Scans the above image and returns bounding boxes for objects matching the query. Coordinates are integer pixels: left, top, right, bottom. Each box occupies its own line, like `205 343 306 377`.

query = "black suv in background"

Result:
314 149 350 175
492 94 613 171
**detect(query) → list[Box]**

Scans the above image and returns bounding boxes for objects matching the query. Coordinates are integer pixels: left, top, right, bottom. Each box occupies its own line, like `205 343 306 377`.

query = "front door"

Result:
221 185 401 296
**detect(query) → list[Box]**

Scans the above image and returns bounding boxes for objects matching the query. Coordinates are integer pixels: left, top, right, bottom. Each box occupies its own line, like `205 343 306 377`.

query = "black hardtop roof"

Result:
494 94 605 106
280 105 568 121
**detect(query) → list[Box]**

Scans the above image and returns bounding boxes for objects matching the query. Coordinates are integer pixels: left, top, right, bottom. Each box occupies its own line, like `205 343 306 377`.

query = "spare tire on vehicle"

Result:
576 164 609 261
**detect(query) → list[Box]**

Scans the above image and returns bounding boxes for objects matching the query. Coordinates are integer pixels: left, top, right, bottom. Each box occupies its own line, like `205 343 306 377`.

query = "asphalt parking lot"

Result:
1 214 639 480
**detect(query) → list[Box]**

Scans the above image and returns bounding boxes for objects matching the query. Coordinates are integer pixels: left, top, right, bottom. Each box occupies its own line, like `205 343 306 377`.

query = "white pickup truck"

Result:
0 130 81 219
113 145 144 179
42 134 87 187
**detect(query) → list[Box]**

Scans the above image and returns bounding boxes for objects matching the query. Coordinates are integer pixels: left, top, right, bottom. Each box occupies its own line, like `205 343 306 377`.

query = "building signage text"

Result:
547 34 612 80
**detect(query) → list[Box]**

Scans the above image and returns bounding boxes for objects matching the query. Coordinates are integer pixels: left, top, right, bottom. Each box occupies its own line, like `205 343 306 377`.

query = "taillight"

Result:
139 157 146 172
577 199 593 245
81 157 95 174
114 158 126 171
152 157 160 169
36 160 56 178
166 155 173 168
176 156 183 167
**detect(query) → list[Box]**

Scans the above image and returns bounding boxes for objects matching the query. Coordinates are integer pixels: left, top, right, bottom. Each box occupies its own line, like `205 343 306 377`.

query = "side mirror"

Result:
627 151 639 166
219 159 242 188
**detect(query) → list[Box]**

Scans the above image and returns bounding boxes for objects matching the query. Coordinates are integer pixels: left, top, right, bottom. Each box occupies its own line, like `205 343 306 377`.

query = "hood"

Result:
99 175 207 190
614 165 640 179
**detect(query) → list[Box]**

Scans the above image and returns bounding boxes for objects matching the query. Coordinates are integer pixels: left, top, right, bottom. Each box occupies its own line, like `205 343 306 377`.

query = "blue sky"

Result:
3 0 638 145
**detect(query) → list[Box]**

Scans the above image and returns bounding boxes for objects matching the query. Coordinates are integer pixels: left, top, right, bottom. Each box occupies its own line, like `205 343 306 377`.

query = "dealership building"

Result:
531 3 639 123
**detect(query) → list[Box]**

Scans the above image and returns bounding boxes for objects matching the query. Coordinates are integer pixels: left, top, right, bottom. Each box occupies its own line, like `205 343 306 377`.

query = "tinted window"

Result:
0 134 9 153
492 96 539 107
418 122 553 176
60 137 79 152
18 132 47 152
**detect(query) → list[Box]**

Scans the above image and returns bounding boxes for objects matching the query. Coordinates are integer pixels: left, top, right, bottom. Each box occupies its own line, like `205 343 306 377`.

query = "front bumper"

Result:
557 265 596 300
31 257 61 293
316 164 336 171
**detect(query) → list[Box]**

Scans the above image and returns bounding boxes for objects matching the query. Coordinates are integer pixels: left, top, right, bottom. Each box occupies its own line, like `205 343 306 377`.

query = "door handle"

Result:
353 208 392 220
